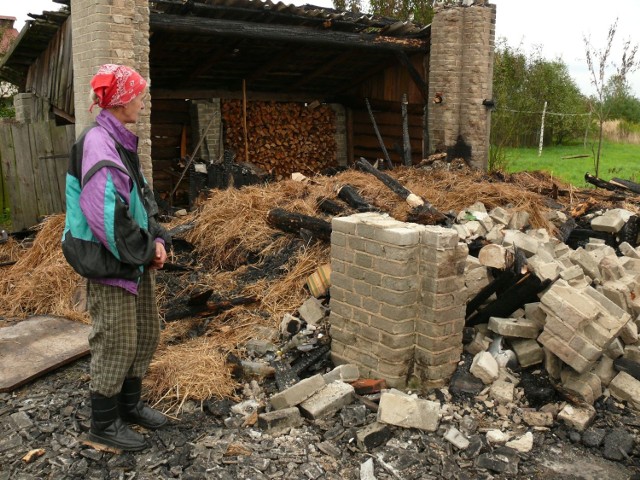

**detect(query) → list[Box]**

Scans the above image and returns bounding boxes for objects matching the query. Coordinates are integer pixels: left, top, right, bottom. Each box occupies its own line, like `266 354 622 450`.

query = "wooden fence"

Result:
0 120 75 231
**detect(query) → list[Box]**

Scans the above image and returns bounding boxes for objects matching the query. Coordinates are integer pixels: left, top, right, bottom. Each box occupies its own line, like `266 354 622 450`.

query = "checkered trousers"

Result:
87 269 160 397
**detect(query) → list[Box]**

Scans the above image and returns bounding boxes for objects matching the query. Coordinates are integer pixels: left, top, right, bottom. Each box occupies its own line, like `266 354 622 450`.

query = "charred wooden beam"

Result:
151 14 428 53
466 273 551 327
267 208 332 242
394 51 428 102
317 197 346 216
610 177 640 195
584 173 620 192
337 184 376 212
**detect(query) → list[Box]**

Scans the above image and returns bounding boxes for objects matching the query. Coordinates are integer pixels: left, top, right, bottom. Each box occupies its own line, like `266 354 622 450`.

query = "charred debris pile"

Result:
3 160 640 470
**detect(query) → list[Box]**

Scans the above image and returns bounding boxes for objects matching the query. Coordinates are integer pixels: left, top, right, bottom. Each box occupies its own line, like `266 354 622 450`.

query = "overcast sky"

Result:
4 0 640 98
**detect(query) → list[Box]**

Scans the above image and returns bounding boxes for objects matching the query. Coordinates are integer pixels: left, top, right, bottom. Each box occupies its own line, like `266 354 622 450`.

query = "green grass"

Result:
503 141 640 188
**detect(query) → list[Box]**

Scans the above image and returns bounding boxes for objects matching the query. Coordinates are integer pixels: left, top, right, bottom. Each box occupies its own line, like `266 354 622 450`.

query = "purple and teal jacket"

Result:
62 110 170 295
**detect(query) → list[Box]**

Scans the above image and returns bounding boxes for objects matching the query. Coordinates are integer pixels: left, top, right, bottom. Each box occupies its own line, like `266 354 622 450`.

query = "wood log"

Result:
610 177 640 195
466 273 551 327
267 208 332 242
584 173 621 192
337 184 376 212
317 197 346 216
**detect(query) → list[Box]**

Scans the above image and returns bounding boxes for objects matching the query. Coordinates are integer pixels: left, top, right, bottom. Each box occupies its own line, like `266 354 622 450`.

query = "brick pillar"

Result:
190 99 223 163
13 93 35 123
428 3 496 170
329 214 468 390
330 104 348 167
330 213 421 388
414 226 468 388
71 0 153 184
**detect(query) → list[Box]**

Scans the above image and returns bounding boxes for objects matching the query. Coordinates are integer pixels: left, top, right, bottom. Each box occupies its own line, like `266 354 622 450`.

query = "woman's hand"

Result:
149 241 167 270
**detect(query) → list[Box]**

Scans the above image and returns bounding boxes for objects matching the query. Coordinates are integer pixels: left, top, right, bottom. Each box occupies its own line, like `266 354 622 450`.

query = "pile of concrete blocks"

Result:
458 202 640 414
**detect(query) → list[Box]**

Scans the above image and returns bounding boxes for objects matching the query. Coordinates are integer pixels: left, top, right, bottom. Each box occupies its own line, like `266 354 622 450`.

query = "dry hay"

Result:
0 214 87 323
0 235 23 263
183 180 320 269
145 336 239 414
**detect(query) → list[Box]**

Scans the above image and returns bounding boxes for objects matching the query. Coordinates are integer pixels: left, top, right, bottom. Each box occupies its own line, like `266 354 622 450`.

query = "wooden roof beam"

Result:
291 49 355 90
150 13 427 53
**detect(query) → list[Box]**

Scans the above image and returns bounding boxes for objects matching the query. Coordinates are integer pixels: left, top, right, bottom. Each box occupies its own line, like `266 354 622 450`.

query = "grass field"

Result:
503 140 640 188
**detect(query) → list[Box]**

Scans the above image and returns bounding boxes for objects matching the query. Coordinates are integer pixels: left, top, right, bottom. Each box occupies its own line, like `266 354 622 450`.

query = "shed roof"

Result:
0 0 430 100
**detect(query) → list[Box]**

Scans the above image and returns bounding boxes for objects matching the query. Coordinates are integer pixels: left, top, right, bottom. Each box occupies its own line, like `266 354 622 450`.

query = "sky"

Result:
3 0 639 98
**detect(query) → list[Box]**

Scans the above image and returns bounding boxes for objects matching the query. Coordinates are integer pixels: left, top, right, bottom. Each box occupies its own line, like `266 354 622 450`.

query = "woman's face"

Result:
112 92 146 124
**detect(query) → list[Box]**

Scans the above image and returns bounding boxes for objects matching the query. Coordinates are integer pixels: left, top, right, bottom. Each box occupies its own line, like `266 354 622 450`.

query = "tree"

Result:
491 41 588 151
0 81 17 118
333 0 456 25
584 19 639 177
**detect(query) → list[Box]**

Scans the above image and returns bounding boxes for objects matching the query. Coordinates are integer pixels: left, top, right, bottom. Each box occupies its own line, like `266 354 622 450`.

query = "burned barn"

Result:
0 0 495 230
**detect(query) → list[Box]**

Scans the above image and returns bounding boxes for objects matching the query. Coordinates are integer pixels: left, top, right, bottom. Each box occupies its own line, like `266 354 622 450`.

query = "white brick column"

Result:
428 3 496 170
71 0 153 184
329 213 467 390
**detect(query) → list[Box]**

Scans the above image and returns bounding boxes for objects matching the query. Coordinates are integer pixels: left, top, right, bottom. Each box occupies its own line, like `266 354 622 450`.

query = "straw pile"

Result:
0 165 626 409
0 215 87 323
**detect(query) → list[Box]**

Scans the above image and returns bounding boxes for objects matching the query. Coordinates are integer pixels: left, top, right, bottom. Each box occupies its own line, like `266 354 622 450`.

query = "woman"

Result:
62 64 171 451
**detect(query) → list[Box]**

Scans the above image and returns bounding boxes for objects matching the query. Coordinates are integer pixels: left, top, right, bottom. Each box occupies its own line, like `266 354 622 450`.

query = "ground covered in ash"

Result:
2 356 640 480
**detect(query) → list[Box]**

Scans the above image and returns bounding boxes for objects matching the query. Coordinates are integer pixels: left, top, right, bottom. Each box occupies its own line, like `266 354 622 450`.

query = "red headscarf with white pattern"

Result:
90 64 147 112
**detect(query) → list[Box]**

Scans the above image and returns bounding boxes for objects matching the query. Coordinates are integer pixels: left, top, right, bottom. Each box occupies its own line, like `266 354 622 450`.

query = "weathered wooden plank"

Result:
10 124 39 229
48 122 73 213
0 125 26 230
0 315 91 392
32 121 58 214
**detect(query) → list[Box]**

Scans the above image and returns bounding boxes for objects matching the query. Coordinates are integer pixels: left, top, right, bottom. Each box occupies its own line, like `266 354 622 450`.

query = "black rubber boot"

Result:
118 377 167 429
89 393 147 451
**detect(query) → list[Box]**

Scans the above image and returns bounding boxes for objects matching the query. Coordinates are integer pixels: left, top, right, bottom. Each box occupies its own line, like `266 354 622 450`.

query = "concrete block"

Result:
623 344 640 364
478 244 509 269
591 214 625 233
377 389 440 432
298 297 326 326
538 331 592 374
270 374 326 410
570 248 602 283
606 338 625 359
561 370 602 405
470 351 499 384
522 410 553 427
503 230 539 256
557 404 596 431
599 255 627 281
489 206 512 225
506 432 534 453
299 381 355 420
619 319 638 345
508 210 530 230
619 242 640 259
489 380 515 404
543 347 562 380
488 316 541 339
356 422 392 451
609 371 640 411
444 427 470 450
258 407 304 435
524 302 547 327
593 355 617 387
511 338 544 368
323 364 360 384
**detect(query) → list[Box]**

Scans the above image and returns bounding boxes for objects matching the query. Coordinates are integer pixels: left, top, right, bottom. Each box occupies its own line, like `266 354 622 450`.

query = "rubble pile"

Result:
456 202 640 418
3 167 640 477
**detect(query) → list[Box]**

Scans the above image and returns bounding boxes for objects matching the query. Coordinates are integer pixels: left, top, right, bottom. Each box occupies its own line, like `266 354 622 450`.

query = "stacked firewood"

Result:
221 100 337 178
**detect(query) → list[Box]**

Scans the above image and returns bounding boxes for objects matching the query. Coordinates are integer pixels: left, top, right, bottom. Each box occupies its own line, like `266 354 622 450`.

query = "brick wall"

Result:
71 0 153 184
428 3 496 170
190 99 223 163
329 213 467 389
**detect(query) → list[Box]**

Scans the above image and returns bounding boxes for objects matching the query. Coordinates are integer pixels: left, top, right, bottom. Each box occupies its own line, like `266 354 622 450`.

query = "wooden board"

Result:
0 315 91 392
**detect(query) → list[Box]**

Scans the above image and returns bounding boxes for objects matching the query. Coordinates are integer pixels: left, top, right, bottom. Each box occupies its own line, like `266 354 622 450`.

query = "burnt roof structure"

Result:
0 0 430 101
